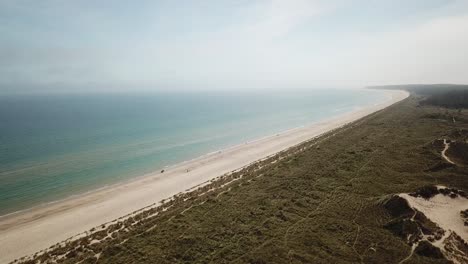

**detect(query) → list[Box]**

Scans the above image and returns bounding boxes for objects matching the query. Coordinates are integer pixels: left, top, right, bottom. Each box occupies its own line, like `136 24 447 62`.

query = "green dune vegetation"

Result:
17 85 468 264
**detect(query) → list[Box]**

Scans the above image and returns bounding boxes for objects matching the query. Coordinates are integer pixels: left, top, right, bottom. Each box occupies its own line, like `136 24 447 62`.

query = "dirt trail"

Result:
398 243 417 264
442 139 455 164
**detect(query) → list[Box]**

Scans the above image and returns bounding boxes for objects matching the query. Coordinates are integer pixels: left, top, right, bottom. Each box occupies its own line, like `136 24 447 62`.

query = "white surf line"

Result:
0 90 409 264
441 139 455 165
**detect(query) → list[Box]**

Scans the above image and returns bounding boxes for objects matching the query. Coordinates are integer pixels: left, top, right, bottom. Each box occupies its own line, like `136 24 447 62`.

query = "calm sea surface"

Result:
0 89 387 215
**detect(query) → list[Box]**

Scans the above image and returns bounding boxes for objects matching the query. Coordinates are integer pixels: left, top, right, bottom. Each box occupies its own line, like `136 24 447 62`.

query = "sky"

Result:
1 0 468 93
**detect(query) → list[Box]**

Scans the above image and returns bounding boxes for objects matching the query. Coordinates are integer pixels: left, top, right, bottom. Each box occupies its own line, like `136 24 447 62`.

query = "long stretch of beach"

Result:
0 90 409 263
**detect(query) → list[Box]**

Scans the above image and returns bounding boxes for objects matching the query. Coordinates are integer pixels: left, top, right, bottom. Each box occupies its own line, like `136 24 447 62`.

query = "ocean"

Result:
0 89 387 216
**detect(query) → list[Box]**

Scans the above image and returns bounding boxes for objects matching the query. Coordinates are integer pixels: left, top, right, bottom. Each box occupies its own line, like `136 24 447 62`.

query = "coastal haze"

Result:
1 0 468 92
1 1 468 264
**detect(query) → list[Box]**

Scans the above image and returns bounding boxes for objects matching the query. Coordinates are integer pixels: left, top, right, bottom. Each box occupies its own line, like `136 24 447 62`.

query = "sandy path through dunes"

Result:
442 139 456 164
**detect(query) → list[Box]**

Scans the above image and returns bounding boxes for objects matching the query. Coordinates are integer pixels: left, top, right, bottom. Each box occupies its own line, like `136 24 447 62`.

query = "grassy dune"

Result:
19 89 468 264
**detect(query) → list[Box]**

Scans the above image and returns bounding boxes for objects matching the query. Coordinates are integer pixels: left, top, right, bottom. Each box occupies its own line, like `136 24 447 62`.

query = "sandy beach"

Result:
0 89 409 263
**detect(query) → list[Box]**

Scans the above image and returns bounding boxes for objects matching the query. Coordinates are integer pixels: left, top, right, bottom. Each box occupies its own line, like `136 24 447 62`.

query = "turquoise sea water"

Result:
0 89 387 216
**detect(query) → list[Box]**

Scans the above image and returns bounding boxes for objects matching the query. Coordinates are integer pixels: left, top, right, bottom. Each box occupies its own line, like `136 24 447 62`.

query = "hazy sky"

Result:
1 0 468 93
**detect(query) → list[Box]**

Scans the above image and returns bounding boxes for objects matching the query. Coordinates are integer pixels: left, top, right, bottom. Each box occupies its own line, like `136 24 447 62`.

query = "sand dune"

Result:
0 90 408 263
400 187 468 263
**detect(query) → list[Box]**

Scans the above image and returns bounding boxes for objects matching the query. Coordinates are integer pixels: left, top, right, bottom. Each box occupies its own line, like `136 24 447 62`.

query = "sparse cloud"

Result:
239 0 324 40
0 0 467 93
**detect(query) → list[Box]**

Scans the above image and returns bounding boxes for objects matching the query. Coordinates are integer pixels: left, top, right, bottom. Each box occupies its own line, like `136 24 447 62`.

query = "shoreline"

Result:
0 90 383 219
0 89 409 263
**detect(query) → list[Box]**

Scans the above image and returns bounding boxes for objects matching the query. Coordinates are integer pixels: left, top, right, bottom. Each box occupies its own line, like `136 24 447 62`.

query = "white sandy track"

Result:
0 89 408 263
441 139 456 165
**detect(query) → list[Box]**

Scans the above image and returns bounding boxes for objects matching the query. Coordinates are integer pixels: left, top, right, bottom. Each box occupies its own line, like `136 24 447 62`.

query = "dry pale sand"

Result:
400 192 468 243
0 89 408 263
441 139 456 164
400 188 468 263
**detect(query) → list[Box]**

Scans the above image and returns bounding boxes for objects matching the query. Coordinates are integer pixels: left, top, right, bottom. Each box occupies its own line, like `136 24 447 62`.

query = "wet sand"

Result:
0 90 409 263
